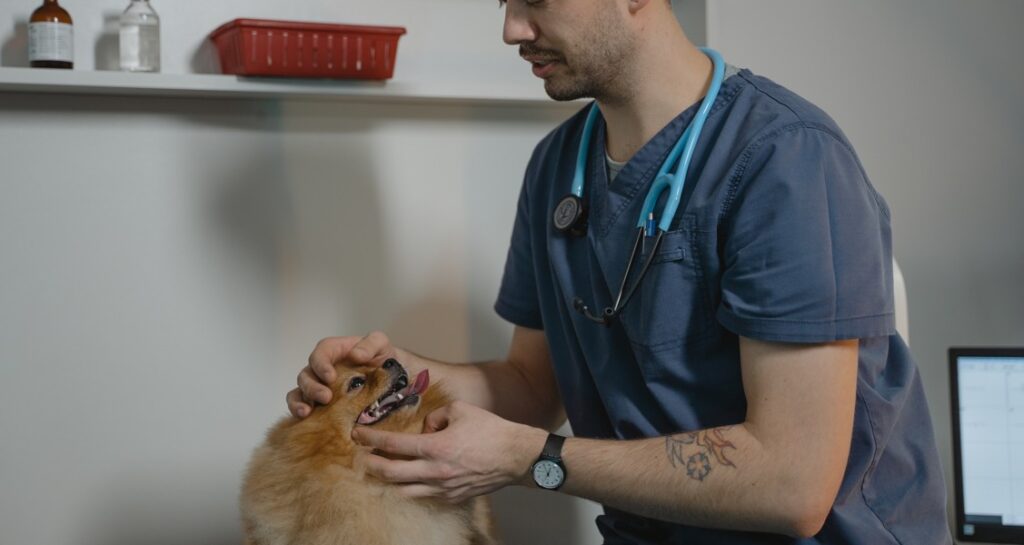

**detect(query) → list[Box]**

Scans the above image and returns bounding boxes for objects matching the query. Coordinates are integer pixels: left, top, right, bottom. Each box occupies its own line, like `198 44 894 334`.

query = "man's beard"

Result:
542 54 627 103
519 44 579 101
543 68 594 102
529 17 634 103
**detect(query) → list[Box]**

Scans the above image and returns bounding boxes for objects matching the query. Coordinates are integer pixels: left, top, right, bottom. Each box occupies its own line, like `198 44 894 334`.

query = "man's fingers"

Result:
308 337 357 384
286 389 312 418
297 368 333 405
397 483 467 504
348 331 392 364
423 405 452 433
353 427 428 458
307 333 392 385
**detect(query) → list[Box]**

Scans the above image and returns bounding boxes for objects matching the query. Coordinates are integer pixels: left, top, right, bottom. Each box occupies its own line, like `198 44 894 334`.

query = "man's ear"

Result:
626 0 653 15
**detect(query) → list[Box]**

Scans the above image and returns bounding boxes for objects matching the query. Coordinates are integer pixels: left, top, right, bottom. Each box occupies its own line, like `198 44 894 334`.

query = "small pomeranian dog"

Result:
240 358 497 545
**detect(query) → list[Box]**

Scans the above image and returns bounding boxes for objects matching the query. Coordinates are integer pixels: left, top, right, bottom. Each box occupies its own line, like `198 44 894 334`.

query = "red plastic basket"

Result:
209 19 407 80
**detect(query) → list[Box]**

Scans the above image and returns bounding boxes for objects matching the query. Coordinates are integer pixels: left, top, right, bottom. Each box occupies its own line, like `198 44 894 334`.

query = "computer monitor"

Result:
949 347 1024 543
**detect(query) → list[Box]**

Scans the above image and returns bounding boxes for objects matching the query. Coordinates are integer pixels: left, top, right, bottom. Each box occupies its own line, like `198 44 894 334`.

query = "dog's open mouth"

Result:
357 369 430 426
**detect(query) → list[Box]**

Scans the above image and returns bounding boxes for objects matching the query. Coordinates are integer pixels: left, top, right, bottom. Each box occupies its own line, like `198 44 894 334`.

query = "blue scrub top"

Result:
495 69 951 544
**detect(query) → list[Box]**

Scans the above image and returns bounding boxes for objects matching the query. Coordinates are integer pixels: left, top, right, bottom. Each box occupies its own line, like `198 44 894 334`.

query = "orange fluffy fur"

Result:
240 362 497 545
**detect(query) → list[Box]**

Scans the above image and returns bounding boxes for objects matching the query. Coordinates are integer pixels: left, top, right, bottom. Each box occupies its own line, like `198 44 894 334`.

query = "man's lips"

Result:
526 58 559 78
521 49 562 79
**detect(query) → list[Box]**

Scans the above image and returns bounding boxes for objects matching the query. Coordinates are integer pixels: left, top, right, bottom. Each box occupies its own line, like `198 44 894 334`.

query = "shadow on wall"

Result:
1 19 28 67
191 36 221 74
269 105 398 334
94 11 121 71
174 98 386 364
198 114 293 285
207 145 294 291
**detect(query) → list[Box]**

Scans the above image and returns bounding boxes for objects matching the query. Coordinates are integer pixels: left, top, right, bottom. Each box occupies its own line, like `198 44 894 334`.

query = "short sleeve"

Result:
494 164 545 330
716 125 895 343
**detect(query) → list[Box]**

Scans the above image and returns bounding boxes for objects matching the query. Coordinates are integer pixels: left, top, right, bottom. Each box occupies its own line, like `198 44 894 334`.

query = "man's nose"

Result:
503 2 537 45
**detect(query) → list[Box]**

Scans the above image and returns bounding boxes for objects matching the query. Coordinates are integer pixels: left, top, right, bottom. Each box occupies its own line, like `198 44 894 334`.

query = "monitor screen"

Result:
949 347 1024 543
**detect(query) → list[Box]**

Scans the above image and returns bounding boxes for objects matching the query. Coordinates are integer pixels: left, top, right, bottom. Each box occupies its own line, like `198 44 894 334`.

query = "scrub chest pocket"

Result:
620 222 716 355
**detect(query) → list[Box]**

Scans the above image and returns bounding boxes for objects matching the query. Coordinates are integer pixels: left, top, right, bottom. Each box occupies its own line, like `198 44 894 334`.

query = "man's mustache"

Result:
519 45 562 61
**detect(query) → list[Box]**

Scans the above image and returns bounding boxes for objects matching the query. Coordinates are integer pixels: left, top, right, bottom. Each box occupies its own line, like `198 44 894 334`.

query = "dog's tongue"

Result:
401 370 429 397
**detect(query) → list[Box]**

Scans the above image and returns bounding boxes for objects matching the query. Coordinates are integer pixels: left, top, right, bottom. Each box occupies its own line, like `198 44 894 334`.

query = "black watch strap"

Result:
541 433 566 460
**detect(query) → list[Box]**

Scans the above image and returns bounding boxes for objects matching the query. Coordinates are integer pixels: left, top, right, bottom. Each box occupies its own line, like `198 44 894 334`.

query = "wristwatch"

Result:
531 433 567 490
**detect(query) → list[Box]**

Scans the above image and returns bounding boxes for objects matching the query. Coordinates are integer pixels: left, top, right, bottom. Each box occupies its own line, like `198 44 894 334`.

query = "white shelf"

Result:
0 67 578 108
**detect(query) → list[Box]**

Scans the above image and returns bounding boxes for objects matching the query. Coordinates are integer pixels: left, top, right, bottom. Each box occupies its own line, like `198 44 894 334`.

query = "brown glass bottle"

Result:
29 0 74 69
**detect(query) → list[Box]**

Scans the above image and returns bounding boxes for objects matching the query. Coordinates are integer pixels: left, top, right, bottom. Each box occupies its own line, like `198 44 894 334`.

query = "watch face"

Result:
533 459 565 490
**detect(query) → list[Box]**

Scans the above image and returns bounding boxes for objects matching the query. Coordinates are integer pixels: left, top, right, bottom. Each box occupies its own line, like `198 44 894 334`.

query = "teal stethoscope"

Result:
552 47 725 326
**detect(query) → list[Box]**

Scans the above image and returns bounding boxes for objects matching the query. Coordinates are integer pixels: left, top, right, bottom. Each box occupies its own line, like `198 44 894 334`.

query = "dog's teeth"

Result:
396 393 404 401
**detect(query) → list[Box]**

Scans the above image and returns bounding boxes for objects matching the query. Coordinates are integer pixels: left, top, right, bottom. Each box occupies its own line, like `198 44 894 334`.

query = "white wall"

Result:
0 95 608 545
708 1 1024 540
0 1 608 544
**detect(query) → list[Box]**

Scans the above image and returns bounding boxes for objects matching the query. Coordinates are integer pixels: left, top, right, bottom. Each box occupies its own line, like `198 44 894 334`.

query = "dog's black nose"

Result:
383 358 398 370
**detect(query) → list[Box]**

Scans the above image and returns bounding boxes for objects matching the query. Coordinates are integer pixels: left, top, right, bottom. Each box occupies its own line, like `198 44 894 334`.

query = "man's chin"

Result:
543 80 589 102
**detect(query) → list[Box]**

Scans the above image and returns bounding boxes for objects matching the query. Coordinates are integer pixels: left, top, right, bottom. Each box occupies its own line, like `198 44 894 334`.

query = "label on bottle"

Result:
28 22 73 63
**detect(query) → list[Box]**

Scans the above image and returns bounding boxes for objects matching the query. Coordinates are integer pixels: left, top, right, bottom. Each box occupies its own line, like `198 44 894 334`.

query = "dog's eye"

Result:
347 377 366 392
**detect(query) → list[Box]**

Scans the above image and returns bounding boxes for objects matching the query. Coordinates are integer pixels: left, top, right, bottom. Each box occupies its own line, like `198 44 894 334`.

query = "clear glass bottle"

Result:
29 0 74 69
119 0 160 72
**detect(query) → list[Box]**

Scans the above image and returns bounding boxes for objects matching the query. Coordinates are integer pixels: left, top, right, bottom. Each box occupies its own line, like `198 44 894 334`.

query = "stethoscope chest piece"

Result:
553 194 588 237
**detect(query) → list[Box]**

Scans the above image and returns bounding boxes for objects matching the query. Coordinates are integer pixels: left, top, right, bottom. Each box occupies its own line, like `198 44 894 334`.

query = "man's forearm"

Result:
395 348 564 431
553 424 839 538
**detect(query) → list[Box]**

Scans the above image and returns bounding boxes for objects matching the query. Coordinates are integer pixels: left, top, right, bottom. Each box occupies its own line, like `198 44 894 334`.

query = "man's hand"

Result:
352 401 547 503
287 331 401 418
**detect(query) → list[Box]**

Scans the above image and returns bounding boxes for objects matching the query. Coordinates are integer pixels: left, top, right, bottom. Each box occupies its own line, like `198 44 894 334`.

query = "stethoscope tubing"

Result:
571 47 725 233
642 48 725 232
567 47 725 326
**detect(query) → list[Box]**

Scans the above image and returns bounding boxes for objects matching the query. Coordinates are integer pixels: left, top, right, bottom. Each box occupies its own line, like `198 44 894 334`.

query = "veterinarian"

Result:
288 0 952 542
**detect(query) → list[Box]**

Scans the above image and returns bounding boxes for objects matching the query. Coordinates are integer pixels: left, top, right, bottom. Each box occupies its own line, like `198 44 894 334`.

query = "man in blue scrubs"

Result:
288 0 952 542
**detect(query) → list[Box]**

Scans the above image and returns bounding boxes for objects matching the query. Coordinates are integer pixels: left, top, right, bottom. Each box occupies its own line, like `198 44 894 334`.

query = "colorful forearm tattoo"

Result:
665 427 736 481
